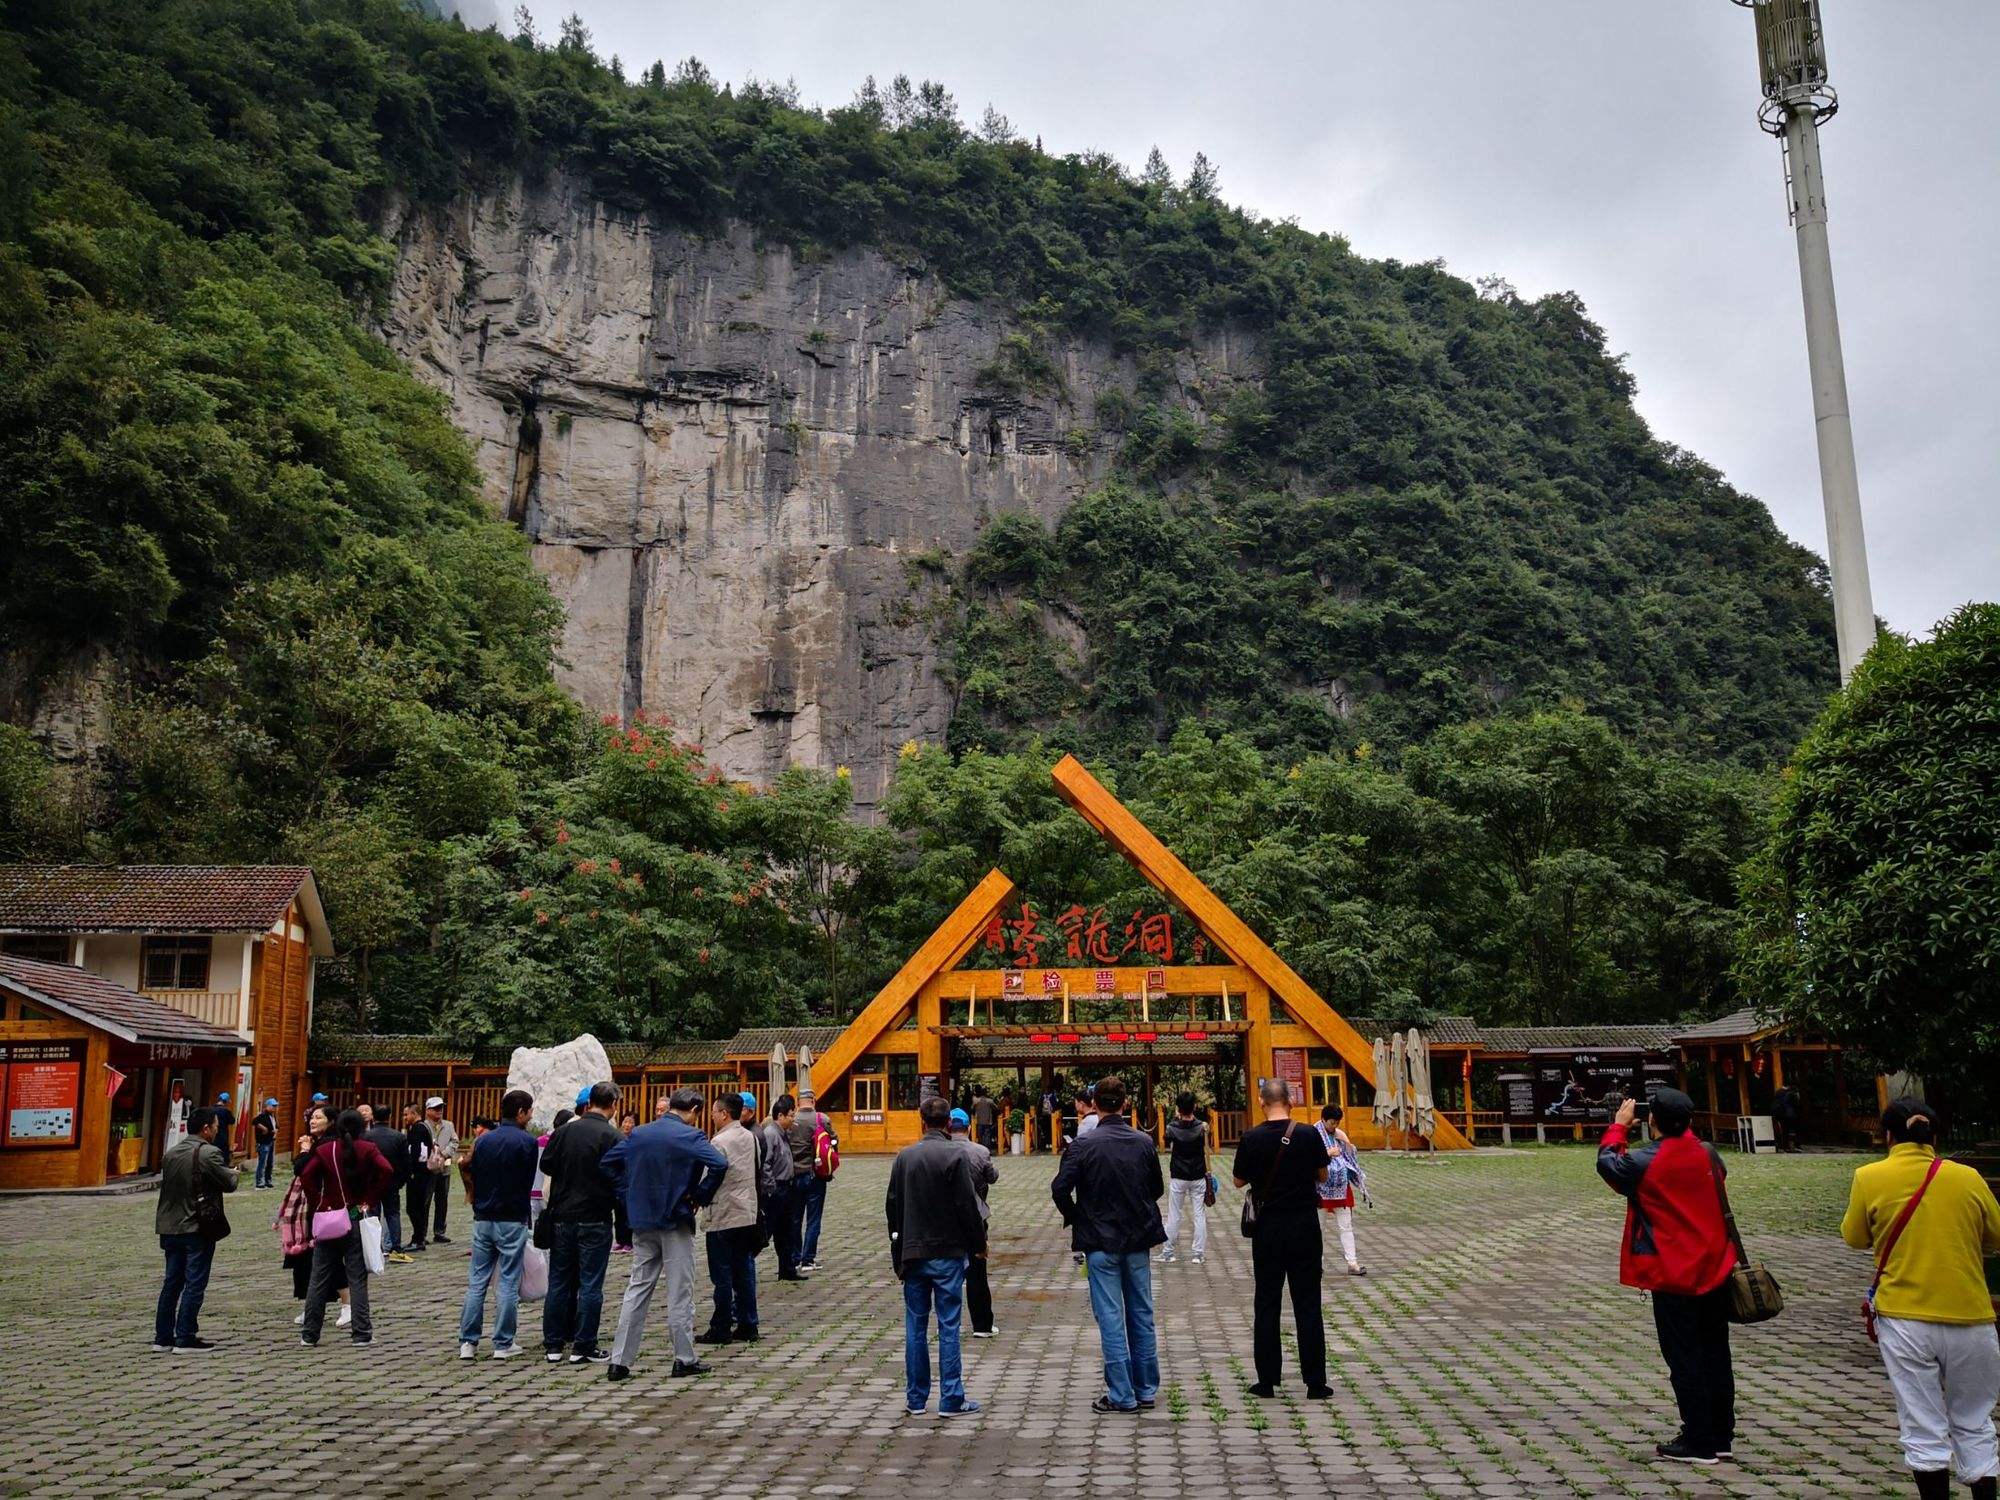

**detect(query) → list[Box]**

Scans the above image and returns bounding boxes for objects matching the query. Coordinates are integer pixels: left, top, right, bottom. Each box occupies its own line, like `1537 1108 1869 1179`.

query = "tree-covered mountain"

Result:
0 0 1839 1036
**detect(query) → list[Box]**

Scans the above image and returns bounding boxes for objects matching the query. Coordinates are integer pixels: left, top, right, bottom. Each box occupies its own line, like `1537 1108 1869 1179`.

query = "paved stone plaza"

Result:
0 1146 1959 1498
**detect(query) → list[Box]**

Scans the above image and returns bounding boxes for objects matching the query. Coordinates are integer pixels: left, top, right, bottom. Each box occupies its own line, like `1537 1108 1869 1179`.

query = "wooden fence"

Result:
315 1078 774 1133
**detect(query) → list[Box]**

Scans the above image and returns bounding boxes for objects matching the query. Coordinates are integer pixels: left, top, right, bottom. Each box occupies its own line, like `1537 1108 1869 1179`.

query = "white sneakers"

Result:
458 1342 476 1361
491 1343 523 1360
337 1305 352 1327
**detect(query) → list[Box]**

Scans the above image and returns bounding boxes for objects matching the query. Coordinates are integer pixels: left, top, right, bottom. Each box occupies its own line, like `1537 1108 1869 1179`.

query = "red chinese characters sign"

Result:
980 901 1181 968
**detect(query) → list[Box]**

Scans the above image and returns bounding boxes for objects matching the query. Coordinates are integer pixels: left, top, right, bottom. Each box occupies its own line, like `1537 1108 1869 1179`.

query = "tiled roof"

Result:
723 1026 845 1059
0 865 312 935
1671 1008 1779 1045
0 954 245 1048
311 1034 470 1065
604 1040 729 1068
1346 1014 1482 1047
1474 1024 1677 1054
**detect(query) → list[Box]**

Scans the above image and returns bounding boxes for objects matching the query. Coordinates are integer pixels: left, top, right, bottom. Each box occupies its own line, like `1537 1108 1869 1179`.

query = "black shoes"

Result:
731 1326 759 1342
1306 1386 1333 1400
1091 1395 1139 1413
569 1349 611 1364
433 1235 452 1245
1247 1383 1276 1399
606 1364 631 1383
1655 1438 1718 1467
670 1359 708 1378
694 1329 731 1346
174 1338 219 1353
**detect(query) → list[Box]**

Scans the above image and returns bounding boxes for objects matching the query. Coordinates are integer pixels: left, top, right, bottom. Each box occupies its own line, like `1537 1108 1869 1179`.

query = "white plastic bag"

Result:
358 1213 385 1275
519 1244 549 1302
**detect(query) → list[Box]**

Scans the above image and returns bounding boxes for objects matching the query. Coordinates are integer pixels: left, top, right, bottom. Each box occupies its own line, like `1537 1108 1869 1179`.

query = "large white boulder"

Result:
505 1035 615 1134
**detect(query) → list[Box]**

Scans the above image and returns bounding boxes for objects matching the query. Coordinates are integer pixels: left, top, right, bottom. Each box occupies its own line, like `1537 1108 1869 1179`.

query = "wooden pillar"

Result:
1834 1056 1850 1130
1703 1048 1719 1117
1244 979 1272 1105
1736 1044 1753 1117
1771 1049 1786 1091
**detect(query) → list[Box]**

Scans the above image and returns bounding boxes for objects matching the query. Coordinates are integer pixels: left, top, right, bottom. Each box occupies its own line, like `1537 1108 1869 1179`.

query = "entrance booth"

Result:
807 756 1471 1152
0 954 245 1189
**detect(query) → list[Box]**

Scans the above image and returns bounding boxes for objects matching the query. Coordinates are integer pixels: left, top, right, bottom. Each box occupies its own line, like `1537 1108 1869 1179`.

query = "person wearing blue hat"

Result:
575 1084 595 1112
251 1097 280 1188
210 1091 236 1167
947 1109 1001 1337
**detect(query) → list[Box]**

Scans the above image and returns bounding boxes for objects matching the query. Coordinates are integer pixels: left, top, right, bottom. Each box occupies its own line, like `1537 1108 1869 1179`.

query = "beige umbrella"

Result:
769 1044 786 1106
1407 1025 1437 1145
1390 1030 1409 1141
1372 1036 1395 1131
797 1044 814 1104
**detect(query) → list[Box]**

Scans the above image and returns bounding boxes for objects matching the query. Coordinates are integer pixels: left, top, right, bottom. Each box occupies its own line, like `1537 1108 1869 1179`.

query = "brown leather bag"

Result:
1707 1153 1783 1324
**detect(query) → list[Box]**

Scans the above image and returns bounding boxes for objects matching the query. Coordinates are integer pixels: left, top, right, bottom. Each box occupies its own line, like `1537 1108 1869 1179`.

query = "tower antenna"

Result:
1733 0 1874 683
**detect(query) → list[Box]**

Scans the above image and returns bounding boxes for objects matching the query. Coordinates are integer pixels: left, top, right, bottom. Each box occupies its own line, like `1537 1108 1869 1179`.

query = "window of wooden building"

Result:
141 937 210 990
888 1056 919 1110
1 935 70 965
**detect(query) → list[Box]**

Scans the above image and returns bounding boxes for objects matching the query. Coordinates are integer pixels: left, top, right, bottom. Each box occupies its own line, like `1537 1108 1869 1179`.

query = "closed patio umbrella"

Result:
1407 1026 1437 1145
797 1044 813 1101
769 1044 786 1105
1372 1036 1395 1131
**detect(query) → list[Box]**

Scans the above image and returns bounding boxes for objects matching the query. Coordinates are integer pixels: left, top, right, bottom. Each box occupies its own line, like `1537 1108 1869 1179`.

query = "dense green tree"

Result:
1737 604 2000 1103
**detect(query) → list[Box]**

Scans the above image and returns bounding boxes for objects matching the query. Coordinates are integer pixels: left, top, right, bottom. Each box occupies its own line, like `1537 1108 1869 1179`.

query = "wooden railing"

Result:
140 989 241 1031
1212 1109 1247 1146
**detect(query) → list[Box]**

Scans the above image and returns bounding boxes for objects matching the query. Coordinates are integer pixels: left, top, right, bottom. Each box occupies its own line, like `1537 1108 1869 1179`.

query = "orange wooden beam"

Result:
1050 753 1471 1149
811 868 1016 1098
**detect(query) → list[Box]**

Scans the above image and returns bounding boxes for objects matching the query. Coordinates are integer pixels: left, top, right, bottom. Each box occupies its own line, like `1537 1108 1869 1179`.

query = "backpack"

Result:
813 1115 840 1180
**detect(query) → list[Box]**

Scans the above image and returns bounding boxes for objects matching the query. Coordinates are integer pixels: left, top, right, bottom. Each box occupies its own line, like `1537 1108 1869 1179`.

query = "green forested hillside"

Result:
0 0 1836 1038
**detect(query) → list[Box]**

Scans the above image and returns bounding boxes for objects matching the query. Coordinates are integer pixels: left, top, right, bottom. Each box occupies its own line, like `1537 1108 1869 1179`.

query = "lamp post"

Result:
1733 0 1875 683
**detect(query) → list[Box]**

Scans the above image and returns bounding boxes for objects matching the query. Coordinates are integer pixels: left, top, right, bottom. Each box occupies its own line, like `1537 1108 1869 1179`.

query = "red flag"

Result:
105 1065 128 1100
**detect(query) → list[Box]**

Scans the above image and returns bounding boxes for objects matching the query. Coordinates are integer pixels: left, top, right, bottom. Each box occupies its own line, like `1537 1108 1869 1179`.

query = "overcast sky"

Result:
506 0 1996 636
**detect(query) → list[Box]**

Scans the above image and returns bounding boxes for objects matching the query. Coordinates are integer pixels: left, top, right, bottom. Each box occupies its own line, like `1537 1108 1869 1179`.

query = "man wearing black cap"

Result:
1597 1087 1739 1467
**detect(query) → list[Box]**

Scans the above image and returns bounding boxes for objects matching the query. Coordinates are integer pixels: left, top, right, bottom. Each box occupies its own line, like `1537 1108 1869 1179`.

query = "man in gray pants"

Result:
600 1088 728 1382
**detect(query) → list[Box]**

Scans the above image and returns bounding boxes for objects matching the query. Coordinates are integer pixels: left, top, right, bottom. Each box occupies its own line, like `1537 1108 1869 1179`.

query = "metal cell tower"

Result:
1733 0 1875 682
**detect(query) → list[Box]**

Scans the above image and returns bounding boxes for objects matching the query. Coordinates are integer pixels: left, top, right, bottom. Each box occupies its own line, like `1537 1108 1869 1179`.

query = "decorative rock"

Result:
505 1034 614 1132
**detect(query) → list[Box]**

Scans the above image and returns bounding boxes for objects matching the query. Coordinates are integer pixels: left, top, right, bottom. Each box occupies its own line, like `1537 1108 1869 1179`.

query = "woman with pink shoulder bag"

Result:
297 1109 394 1348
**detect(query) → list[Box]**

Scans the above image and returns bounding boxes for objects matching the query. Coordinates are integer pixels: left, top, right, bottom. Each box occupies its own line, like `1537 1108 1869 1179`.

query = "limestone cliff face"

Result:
379 175 1258 810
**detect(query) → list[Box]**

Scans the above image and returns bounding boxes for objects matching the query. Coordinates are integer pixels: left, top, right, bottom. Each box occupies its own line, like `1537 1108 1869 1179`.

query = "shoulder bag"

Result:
192 1147 231 1243
1240 1121 1296 1238
1862 1156 1943 1343
1706 1152 1783 1324
309 1143 354 1242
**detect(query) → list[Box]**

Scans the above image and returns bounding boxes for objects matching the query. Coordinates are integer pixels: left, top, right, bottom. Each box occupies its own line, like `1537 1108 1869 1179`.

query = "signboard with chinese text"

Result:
1094 970 1116 994
981 900 1181 968
1041 970 1063 995
1272 1048 1307 1106
1 1042 84 1148
1002 969 1024 995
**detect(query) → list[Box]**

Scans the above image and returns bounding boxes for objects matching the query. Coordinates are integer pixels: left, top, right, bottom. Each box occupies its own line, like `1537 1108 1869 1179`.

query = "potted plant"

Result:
1006 1108 1027 1155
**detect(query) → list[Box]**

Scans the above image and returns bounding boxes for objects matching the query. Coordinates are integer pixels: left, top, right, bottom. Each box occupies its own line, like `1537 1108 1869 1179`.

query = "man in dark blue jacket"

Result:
602 1087 728 1381
1052 1075 1165 1413
457 1089 537 1361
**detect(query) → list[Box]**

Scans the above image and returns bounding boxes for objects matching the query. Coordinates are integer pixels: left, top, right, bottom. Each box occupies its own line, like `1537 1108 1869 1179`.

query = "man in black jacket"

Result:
360 1103 412 1261
1051 1075 1166 1413
1231 1077 1332 1400
539 1081 622 1364
886 1095 986 1417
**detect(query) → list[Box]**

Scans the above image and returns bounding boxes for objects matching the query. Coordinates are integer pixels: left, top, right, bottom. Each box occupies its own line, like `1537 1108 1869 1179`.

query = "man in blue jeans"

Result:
458 1089 537 1360
1051 1075 1165 1412
251 1098 278 1189
886 1094 987 1416
153 1106 236 1352
539 1081 622 1363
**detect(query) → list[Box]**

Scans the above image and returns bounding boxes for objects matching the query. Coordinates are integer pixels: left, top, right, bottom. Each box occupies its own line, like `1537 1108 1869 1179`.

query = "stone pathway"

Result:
0 1146 1954 1497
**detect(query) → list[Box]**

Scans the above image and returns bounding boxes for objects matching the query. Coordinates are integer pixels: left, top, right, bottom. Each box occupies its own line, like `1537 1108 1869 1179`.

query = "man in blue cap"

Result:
251 1097 279 1188
211 1091 235 1166
948 1108 1001 1336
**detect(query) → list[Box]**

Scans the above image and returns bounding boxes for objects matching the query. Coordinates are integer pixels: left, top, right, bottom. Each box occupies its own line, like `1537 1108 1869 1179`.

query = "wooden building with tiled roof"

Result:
0 865 331 1164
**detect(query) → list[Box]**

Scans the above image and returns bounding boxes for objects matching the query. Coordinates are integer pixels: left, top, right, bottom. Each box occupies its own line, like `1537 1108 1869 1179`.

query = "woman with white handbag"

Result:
297 1110 394 1348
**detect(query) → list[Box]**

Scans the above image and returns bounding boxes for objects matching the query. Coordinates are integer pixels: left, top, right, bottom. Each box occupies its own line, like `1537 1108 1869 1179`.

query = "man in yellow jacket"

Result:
1841 1098 2000 1500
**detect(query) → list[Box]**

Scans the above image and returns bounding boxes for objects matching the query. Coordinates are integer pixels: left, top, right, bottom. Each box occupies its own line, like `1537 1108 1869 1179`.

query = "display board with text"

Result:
1 1041 85 1148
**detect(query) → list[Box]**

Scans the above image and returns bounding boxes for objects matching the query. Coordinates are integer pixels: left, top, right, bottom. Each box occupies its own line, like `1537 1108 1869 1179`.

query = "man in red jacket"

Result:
1597 1087 1738 1467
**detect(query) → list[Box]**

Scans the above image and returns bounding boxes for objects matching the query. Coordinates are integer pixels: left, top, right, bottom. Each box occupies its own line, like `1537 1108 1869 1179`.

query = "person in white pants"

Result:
1158 1094 1209 1264
1841 1097 2000 1500
1315 1104 1367 1275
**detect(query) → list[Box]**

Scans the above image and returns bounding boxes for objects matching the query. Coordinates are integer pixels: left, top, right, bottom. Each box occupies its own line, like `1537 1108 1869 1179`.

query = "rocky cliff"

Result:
381 175 1257 809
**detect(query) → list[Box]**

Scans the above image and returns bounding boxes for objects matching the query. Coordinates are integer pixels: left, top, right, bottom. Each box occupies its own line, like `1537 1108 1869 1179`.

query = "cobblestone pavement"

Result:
0 1146 1964 1498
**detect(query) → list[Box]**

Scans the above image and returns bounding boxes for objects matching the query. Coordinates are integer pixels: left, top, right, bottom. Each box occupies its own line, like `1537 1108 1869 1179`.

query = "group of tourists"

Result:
889 1075 1370 1416
148 1069 2000 1494
1601 1088 2000 1495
